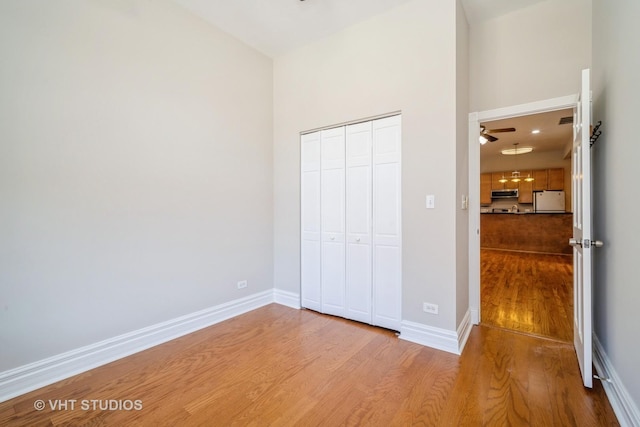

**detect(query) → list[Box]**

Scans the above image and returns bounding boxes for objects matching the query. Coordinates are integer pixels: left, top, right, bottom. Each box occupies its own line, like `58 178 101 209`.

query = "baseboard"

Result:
470 307 479 325
0 289 279 403
399 321 456 355
273 288 301 309
456 309 473 354
593 334 640 427
399 310 473 355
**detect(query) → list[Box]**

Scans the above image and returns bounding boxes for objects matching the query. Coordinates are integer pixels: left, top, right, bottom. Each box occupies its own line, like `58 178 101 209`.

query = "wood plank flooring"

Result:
481 248 574 342
0 304 618 426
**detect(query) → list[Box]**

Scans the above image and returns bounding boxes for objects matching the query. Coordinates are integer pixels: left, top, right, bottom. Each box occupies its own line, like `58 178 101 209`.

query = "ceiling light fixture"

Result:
501 146 533 155
531 129 540 134
504 143 534 183
479 135 488 145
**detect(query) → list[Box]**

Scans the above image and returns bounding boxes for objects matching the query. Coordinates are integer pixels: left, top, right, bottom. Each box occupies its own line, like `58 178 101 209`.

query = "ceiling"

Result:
460 0 548 24
172 0 415 57
172 0 548 58
170 1 570 160
479 109 574 162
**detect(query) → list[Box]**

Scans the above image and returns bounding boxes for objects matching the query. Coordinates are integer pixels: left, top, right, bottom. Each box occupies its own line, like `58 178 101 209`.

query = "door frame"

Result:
468 94 578 325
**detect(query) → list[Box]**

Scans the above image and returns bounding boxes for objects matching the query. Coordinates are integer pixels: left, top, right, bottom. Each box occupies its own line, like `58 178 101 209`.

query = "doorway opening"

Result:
469 95 578 342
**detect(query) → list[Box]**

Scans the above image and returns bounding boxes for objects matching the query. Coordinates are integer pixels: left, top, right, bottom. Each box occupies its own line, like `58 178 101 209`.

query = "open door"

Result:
570 68 601 388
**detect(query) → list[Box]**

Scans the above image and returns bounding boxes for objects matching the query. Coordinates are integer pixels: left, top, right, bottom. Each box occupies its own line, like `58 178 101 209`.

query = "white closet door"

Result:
321 127 346 317
300 131 322 312
345 122 373 324
372 115 402 330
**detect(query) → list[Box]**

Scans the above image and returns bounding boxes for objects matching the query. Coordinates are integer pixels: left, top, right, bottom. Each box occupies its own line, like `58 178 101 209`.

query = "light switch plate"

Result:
426 195 435 209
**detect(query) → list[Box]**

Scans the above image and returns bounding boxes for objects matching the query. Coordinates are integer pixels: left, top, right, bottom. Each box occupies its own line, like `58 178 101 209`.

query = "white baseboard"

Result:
0 289 281 403
273 288 301 309
470 307 479 325
593 334 640 427
456 309 473 353
400 311 471 355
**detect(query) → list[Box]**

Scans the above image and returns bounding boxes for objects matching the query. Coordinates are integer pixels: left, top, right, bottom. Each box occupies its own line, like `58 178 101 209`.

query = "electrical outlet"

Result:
237 280 247 289
423 302 438 314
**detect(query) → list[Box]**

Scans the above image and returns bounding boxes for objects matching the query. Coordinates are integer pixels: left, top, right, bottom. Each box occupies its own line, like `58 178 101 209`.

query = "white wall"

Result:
469 0 592 112
273 0 462 330
0 0 273 371
456 0 470 325
592 0 640 411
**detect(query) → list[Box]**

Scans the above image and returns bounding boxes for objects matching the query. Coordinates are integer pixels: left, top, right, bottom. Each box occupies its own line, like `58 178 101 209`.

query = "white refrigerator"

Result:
534 190 566 213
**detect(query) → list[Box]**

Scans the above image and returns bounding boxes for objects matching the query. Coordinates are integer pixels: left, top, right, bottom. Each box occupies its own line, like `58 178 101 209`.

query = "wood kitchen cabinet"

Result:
504 175 519 190
492 171 519 190
518 170 533 203
533 169 548 191
481 173 492 205
491 172 506 190
547 168 564 190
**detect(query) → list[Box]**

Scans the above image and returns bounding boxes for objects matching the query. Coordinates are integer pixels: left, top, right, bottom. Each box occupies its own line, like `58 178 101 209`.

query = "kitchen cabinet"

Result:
518 170 533 203
301 115 401 331
483 168 564 204
480 173 492 205
533 169 548 191
491 172 506 190
505 175 519 190
547 168 564 190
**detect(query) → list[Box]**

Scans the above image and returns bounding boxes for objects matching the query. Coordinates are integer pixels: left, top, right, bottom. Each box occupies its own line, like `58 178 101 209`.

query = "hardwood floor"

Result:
481 248 574 342
0 304 618 426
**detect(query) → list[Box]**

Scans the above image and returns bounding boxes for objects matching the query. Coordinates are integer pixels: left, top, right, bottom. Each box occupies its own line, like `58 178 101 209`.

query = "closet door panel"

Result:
372 115 402 330
321 127 346 317
346 122 372 323
300 132 321 311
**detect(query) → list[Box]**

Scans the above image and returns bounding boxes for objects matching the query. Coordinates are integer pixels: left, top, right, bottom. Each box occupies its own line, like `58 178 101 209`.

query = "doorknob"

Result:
569 238 582 247
356 237 361 242
593 240 604 248
330 236 335 241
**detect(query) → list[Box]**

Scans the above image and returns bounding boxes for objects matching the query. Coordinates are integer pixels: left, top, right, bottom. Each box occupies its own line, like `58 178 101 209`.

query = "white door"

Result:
300 131 322 312
345 122 373 324
372 115 402 330
321 127 346 317
570 68 596 388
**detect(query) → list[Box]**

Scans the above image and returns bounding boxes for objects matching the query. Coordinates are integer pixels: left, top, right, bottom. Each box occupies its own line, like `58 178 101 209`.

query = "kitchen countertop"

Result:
481 211 571 215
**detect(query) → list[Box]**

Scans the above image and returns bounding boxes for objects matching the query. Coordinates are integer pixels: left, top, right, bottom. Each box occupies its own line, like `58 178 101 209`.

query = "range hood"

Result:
491 189 519 199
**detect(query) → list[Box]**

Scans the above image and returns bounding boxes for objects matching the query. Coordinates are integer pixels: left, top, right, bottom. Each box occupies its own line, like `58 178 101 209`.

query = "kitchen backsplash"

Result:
481 200 534 213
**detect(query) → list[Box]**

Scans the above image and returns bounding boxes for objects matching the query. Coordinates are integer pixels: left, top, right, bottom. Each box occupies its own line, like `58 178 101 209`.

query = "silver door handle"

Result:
330 236 335 240
356 237 361 242
569 238 604 248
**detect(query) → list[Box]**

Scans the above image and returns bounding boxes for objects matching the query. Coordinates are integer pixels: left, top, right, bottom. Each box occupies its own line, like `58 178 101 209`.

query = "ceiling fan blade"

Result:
486 127 516 133
485 134 498 142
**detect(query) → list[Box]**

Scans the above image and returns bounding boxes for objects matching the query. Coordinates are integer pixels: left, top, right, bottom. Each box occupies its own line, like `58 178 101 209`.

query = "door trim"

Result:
468 94 578 325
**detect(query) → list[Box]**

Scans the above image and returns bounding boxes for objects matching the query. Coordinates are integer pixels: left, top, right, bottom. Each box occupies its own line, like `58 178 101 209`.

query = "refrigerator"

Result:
534 190 566 213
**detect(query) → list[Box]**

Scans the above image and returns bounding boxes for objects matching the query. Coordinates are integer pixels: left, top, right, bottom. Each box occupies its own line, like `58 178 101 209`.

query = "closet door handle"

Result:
356 237 361 242
330 236 335 241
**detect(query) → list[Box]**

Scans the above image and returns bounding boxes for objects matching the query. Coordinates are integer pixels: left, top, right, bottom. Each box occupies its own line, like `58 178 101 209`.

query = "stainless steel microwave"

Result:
491 189 519 199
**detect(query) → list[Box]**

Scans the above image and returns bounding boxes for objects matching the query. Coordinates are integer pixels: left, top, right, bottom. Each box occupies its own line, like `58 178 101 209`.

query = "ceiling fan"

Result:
479 125 516 144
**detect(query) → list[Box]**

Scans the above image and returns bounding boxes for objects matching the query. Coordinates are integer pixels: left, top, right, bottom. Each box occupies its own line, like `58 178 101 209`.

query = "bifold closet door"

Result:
372 115 402 331
345 122 373 324
300 131 321 312
300 116 401 330
320 127 346 317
